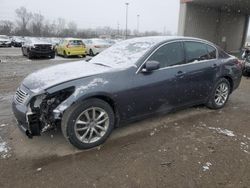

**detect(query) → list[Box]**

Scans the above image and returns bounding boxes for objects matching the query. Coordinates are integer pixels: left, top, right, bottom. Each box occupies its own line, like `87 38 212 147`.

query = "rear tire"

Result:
61 98 115 149
63 51 68 58
206 78 231 109
243 69 250 77
89 49 94 56
21 48 25 56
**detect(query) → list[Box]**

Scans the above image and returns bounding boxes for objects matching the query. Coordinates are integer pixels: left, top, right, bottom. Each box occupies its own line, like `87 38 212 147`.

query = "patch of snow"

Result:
0 124 6 128
36 168 42 172
240 142 249 154
243 150 250 154
73 78 108 97
208 127 235 137
202 162 212 172
150 131 155 136
0 139 10 159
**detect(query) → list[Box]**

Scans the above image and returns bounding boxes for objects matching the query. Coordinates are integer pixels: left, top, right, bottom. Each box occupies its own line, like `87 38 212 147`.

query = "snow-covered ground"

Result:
0 132 10 159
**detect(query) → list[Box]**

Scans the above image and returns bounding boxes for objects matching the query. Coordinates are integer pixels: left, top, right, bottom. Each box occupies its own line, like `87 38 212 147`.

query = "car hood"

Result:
23 61 110 93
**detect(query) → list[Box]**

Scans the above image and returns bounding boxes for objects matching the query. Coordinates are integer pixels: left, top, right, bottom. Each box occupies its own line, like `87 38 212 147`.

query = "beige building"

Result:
178 0 250 53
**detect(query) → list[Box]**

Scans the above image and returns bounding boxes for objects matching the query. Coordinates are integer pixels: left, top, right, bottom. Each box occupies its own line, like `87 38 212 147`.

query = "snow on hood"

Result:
23 61 110 93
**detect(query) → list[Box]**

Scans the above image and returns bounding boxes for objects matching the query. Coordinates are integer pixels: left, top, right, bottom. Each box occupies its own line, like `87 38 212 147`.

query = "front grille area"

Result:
34 45 52 52
14 88 29 104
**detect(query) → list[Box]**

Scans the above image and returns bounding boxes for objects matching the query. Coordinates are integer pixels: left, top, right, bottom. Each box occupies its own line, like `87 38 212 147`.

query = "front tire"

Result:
50 53 55 59
206 78 231 109
61 98 115 149
27 51 32 59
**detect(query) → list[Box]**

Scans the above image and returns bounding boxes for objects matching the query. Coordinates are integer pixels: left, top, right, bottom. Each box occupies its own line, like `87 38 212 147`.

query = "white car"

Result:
0 35 12 47
82 38 111 56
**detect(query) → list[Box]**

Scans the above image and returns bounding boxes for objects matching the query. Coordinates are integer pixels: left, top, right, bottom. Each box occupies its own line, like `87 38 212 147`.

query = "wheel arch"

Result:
221 75 234 93
76 93 120 127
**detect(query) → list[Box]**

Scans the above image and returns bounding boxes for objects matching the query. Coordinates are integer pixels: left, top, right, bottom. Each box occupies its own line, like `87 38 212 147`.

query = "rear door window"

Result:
148 42 185 68
184 41 210 63
206 45 217 59
69 40 83 46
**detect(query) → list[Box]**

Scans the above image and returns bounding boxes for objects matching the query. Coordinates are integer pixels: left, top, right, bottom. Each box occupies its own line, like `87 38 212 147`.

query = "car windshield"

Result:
89 36 172 68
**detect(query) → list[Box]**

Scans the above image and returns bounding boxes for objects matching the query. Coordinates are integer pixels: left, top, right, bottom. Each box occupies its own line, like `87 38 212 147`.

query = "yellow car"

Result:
55 38 87 58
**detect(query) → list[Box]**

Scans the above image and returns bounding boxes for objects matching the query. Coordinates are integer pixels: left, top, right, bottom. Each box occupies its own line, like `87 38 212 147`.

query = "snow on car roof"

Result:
26 37 52 45
89 36 179 68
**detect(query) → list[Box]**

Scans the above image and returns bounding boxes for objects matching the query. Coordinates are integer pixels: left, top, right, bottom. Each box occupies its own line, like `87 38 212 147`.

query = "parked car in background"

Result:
242 48 250 76
11 36 25 47
55 38 87 58
83 38 111 56
12 36 242 149
0 35 12 47
22 38 55 59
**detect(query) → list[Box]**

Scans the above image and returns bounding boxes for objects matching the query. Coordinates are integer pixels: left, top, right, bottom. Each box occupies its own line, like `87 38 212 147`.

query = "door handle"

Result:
175 71 185 78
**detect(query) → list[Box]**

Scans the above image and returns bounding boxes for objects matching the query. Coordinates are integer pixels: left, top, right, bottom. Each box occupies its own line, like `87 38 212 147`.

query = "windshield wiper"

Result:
93 63 111 68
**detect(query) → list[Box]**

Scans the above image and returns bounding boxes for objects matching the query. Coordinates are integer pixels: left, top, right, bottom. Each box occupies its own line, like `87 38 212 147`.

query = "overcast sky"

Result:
0 0 180 33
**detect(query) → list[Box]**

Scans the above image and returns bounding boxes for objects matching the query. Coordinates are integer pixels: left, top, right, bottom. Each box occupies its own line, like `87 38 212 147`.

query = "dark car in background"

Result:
12 36 242 149
22 38 55 59
0 35 12 47
11 36 25 47
242 48 250 77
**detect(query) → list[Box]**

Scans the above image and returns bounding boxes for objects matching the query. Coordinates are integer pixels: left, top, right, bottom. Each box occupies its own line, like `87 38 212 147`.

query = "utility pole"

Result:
125 2 129 39
137 14 140 36
117 22 120 37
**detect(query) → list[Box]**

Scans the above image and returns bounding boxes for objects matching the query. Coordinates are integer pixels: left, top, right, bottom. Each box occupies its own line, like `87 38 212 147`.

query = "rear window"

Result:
68 40 83 45
184 41 210 63
207 45 217 59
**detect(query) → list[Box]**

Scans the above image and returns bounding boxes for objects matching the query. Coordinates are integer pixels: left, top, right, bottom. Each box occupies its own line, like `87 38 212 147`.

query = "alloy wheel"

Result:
214 82 229 106
74 107 109 144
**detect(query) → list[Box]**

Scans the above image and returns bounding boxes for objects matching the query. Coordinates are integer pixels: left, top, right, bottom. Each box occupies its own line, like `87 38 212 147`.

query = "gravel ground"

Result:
0 47 250 188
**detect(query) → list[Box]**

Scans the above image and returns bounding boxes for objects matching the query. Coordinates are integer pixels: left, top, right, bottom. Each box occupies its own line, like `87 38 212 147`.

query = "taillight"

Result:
94 45 101 48
234 59 244 69
66 44 70 48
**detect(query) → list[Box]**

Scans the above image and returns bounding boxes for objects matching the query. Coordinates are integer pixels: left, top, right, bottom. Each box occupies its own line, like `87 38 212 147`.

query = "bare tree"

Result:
0 20 14 35
15 7 33 35
31 13 44 36
55 18 66 36
67 21 77 37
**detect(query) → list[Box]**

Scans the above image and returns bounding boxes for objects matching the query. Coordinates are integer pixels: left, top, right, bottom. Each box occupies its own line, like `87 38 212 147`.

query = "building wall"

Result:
178 4 220 43
217 11 248 52
178 3 249 52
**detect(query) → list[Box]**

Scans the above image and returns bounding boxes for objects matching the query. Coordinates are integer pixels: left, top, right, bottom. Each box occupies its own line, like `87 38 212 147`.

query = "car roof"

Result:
64 38 82 41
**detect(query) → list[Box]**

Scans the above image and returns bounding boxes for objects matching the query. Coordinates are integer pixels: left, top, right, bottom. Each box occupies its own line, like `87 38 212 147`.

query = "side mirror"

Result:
142 61 160 73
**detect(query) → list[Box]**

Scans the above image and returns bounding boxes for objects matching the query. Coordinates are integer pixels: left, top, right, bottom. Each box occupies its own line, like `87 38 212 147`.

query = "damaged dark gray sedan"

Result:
12 36 242 149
